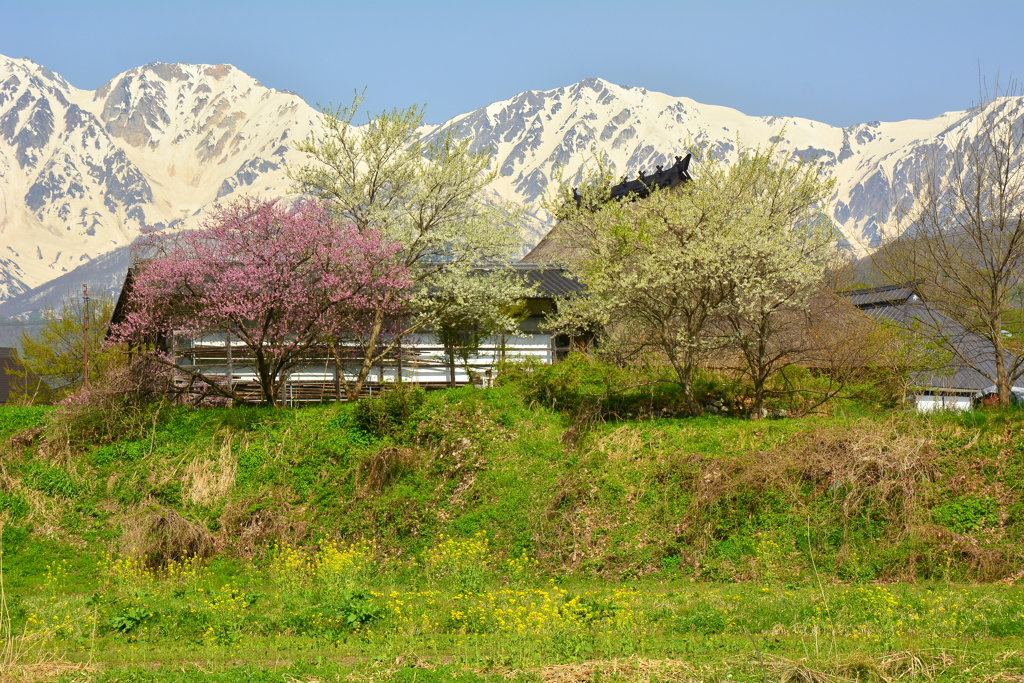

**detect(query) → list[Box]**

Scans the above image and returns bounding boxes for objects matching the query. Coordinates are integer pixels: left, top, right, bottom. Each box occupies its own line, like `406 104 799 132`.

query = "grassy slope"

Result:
2 380 1024 584
4 378 1024 680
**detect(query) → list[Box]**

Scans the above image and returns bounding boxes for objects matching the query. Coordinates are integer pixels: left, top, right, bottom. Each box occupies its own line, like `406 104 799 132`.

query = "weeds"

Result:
6 543 1024 680
4 377 1024 678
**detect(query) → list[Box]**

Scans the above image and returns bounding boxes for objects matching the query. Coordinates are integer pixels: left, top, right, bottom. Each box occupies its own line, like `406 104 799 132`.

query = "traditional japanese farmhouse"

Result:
522 154 692 263
110 262 585 403
108 155 694 402
838 283 1024 411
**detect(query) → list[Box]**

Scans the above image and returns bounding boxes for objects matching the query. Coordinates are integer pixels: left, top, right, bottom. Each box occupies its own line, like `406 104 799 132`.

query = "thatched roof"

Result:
522 154 692 265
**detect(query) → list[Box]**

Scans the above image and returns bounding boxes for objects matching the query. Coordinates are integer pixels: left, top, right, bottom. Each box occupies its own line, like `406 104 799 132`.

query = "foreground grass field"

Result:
9 541 1024 682
3 359 1024 680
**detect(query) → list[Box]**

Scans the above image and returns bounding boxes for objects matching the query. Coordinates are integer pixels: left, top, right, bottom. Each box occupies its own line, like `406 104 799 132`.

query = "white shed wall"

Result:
913 394 972 412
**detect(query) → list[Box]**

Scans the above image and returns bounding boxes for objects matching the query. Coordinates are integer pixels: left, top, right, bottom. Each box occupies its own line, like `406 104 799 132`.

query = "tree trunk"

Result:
993 332 1011 408
750 370 768 420
347 310 386 401
447 346 457 388
682 377 699 416
665 347 701 416
672 359 700 415
256 352 278 407
396 336 403 383
225 330 233 398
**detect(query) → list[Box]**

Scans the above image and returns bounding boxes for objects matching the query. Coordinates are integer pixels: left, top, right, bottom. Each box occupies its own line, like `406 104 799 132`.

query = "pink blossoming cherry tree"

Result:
110 196 411 406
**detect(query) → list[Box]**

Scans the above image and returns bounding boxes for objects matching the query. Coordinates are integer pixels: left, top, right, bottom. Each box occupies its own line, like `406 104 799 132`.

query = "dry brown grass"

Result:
183 433 238 506
357 447 420 496
119 502 214 568
765 656 846 683
217 494 308 557
530 657 700 683
4 427 43 452
0 662 94 683
688 419 938 525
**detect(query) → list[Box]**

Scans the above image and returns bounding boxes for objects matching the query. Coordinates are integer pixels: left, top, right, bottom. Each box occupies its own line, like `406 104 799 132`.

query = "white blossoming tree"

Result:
714 148 838 416
550 144 836 417
289 95 531 398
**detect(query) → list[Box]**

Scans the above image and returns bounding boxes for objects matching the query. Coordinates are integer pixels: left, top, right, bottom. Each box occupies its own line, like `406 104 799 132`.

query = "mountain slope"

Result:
2 57 1020 315
424 77 978 253
0 56 318 301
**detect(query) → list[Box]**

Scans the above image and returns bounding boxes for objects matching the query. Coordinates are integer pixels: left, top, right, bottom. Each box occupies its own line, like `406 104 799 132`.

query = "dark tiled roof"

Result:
836 283 919 308
838 284 1018 392
472 263 584 298
506 263 585 297
524 154 693 264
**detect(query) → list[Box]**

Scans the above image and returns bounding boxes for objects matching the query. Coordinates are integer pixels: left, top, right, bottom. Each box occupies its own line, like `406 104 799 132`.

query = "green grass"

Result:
8 544 1024 681
4 366 1024 679
2 381 1024 582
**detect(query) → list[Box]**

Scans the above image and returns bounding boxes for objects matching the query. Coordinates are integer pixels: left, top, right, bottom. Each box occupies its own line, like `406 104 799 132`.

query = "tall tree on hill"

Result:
875 79 1024 407
288 95 532 399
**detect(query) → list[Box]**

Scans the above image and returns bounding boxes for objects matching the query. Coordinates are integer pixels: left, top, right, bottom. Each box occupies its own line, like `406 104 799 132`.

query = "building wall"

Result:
173 330 568 401
913 393 973 412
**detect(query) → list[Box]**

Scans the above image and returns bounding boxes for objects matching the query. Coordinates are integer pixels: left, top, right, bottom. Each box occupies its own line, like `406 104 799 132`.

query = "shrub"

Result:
42 354 176 452
497 354 700 419
351 384 426 438
119 505 214 568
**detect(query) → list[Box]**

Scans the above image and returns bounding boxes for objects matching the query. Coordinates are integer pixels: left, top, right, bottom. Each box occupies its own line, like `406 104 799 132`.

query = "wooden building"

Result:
110 263 585 403
838 284 1024 411
0 348 46 405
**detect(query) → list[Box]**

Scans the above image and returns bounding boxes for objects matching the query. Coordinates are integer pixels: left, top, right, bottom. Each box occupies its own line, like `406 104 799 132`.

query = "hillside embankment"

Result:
5 361 1024 681
2 361 1023 586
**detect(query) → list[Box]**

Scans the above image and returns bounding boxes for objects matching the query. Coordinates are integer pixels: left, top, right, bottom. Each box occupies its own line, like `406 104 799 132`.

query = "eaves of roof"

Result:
856 300 1016 392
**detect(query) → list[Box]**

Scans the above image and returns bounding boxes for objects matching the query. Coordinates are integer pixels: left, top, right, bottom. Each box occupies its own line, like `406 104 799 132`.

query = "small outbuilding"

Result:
839 284 1023 411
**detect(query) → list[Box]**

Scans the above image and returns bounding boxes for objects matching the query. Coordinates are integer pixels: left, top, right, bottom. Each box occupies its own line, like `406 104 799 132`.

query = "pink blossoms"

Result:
109 196 411 406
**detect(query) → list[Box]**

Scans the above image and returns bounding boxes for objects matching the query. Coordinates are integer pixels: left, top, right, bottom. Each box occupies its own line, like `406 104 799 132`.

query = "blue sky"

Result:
2 1 1022 127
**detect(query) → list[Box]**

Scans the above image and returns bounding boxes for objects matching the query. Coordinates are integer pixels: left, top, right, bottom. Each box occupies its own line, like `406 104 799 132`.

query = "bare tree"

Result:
876 78 1024 406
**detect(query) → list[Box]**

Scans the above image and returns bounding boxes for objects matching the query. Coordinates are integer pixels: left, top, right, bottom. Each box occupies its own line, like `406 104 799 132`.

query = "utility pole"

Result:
83 284 90 391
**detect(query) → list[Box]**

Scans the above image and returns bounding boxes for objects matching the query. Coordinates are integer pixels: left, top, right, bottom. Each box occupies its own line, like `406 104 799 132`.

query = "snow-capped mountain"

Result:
0 55 318 301
1 55 1019 313
423 77 988 253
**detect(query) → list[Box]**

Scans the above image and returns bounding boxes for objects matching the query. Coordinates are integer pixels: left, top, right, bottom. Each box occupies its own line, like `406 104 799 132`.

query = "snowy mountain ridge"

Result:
1 55 1017 312
423 77 978 253
0 54 319 301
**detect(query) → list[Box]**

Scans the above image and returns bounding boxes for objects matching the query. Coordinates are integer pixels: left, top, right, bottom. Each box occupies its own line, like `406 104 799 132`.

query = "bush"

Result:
120 505 215 568
42 354 176 452
351 384 426 438
497 353 724 419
